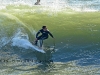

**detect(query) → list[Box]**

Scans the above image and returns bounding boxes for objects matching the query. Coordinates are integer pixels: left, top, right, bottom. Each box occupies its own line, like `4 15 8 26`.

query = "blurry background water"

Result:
0 0 100 11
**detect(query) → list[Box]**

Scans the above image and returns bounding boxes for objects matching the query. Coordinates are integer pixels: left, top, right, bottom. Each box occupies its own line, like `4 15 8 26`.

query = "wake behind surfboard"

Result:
12 36 45 53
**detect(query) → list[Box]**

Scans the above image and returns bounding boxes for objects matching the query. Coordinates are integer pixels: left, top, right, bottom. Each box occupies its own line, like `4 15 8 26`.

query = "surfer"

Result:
35 0 40 5
33 26 54 47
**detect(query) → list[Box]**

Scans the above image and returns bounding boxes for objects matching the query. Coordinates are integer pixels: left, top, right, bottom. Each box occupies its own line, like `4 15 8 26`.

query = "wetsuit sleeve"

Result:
36 30 41 38
48 32 54 38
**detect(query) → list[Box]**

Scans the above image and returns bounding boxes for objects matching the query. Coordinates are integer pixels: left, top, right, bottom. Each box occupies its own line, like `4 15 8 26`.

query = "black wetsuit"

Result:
36 29 54 40
35 29 54 46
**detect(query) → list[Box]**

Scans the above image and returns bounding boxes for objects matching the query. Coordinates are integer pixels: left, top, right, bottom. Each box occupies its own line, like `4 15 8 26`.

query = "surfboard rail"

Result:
31 45 45 53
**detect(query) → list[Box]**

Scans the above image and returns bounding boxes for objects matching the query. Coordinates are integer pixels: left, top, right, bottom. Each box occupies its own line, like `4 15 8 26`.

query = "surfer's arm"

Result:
48 32 54 38
36 30 41 38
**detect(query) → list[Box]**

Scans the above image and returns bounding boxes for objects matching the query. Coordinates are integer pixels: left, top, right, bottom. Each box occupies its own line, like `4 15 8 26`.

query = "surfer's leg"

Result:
39 40 43 48
39 36 48 47
34 36 42 46
33 39 38 46
34 40 38 45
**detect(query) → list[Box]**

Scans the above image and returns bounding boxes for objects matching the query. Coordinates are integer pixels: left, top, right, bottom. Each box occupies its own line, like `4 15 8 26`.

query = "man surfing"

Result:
35 0 40 5
33 26 54 48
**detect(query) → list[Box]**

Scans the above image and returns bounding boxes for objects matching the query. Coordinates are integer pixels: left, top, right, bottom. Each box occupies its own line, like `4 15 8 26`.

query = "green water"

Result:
0 5 100 75
3 5 100 44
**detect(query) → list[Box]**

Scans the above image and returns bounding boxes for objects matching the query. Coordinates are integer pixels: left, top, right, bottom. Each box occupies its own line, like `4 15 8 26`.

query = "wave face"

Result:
0 13 25 48
0 13 38 62
0 1 100 75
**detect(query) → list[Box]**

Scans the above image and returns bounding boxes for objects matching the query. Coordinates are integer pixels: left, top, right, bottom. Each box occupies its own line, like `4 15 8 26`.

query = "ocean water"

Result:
0 0 100 11
0 0 100 75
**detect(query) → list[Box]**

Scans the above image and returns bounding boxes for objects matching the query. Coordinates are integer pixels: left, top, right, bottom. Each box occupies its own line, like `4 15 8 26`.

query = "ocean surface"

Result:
0 0 100 75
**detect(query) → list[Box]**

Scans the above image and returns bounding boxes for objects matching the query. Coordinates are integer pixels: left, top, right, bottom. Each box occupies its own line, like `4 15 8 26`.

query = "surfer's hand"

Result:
35 38 38 40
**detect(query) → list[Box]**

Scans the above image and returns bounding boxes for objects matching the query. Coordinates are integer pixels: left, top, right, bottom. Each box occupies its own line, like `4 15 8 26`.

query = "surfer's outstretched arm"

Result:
48 32 54 38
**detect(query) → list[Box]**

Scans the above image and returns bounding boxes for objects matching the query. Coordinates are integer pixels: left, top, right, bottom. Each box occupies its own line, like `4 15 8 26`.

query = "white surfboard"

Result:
31 45 45 53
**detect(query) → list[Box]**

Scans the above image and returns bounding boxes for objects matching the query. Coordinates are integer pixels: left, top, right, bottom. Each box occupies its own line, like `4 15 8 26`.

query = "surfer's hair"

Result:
42 26 46 29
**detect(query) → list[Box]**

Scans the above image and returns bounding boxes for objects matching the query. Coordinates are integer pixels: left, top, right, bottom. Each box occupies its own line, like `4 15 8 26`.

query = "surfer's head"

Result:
42 26 46 29
42 26 47 31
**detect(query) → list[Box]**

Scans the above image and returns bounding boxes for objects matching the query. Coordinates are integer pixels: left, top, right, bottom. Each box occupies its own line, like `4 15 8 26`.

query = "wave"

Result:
0 13 53 64
0 13 34 58
0 1 100 74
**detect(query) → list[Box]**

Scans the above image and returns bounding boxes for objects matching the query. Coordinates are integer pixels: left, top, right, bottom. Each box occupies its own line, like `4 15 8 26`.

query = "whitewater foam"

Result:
11 30 45 53
0 0 99 12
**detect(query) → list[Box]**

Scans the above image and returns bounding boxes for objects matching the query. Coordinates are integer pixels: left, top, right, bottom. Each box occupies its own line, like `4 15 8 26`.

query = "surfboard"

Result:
31 44 45 53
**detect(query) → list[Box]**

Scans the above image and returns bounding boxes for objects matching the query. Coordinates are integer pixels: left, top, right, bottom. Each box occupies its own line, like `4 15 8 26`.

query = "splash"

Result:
11 29 45 53
0 13 35 49
11 29 30 49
